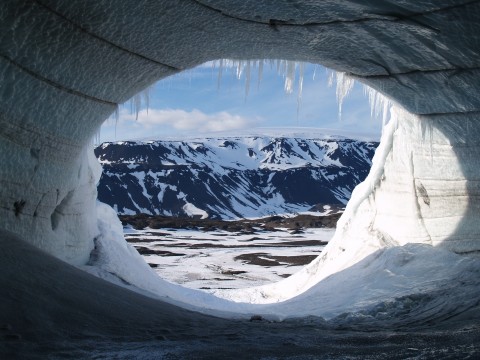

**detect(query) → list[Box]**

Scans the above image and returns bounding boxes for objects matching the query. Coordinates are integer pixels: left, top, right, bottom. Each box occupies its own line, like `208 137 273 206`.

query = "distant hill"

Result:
95 134 378 219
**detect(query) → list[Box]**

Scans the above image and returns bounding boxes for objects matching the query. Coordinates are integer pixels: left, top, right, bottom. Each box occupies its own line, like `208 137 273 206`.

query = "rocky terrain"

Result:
120 211 342 232
121 212 340 290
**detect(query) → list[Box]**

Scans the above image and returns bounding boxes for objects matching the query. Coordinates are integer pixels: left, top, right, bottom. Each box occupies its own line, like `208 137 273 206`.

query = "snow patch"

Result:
183 203 209 219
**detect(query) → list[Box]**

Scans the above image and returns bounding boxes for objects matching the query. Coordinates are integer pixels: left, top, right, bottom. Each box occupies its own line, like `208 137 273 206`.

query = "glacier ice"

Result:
208 59 307 103
334 72 355 120
363 85 393 131
1 0 480 340
83 102 480 321
212 104 480 305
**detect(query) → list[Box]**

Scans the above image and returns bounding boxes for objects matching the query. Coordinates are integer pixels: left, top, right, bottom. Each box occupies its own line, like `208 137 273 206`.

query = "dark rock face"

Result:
95 135 377 219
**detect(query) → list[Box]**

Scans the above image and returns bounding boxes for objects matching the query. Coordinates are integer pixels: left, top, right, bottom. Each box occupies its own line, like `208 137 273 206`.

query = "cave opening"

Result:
93 60 385 292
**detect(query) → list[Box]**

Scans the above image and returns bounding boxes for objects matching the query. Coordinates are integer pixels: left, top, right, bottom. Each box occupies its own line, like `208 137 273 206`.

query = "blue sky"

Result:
98 62 382 143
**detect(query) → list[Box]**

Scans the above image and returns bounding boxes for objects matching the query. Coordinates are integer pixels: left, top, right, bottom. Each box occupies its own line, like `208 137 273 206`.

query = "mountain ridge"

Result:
95 135 378 219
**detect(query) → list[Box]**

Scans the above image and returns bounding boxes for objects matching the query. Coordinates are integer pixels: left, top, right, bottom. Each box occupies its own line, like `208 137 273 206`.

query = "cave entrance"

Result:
93 61 381 292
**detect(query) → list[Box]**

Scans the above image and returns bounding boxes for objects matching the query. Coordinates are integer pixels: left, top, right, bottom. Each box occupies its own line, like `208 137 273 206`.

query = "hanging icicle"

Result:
335 72 355 120
245 60 252 99
296 62 305 122
257 61 264 90
363 85 392 131
217 59 224 90
284 61 296 94
129 85 152 120
121 59 394 136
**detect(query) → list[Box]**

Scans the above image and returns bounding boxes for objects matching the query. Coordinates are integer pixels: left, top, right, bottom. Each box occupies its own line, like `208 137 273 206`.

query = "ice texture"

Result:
1 0 480 327
335 72 354 120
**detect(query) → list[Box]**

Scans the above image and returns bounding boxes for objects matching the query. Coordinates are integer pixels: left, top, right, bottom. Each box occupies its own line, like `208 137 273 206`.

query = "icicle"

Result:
113 104 119 123
93 127 101 145
327 69 335 88
245 60 251 99
236 60 244 79
217 59 224 90
335 72 354 120
296 62 305 122
257 60 264 89
208 59 310 116
363 85 393 134
284 61 296 94
133 93 141 120
382 98 389 129
142 86 150 114
126 85 152 120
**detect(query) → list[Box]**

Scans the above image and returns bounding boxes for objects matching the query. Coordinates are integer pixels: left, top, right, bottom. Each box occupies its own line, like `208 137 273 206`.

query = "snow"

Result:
252 243 480 321
126 226 333 290
182 202 209 219
90 102 480 319
99 136 368 172
88 199 480 324
97 134 375 218
7 64 478 329
3 229 478 358
84 102 480 326
1 1 480 355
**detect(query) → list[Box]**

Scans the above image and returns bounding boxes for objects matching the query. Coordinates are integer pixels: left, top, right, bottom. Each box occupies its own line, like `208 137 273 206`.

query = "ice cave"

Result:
1 1 480 358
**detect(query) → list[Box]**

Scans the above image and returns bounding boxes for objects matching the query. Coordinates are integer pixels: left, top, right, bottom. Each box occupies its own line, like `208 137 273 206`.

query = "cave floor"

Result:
1 230 479 359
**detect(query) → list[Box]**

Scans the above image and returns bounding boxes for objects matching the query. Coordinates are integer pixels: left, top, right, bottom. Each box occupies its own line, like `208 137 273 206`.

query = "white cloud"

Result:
118 108 259 133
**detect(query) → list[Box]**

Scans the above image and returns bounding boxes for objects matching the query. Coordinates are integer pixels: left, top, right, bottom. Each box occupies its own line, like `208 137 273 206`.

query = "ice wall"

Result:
0 140 101 265
369 110 480 252
333 105 480 254
210 105 480 303
333 106 480 259
1 0 480 267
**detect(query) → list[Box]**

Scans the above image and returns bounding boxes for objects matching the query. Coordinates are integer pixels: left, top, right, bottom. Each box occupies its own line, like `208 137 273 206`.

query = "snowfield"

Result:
123 225 334 290
2 229 478 359
82 197 480 326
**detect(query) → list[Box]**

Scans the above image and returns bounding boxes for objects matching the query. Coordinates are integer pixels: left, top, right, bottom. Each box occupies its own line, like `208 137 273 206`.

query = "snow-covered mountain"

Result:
95 135 378 219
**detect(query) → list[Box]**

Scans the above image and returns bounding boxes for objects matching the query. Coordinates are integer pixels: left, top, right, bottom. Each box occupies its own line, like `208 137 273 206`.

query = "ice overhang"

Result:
2 1 480 116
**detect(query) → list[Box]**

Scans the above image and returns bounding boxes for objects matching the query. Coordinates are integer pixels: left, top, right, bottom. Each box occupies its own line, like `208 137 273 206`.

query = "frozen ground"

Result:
1 230 479 360
124 226 334 290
